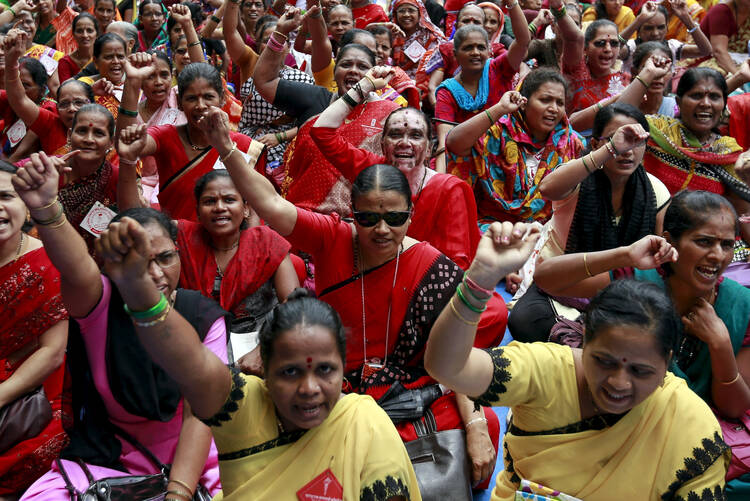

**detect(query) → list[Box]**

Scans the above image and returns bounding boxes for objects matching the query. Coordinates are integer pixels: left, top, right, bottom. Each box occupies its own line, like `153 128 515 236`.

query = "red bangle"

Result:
464 273 494 297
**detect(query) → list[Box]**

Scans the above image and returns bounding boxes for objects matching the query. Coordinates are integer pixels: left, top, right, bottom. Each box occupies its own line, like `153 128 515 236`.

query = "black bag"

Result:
377 382 442 423
57 425 212 501
405 409 473 501
0 385 52 454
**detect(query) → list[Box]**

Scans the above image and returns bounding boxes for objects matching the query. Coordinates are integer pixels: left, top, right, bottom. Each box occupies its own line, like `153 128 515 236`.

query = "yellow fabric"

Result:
666 0 705 42
208 372 422 500
582 6 636 38
313 59 409 107
478 342 730 501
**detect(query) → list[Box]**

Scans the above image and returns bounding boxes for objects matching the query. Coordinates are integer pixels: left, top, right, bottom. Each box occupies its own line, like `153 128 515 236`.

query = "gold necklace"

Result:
12 233 24 264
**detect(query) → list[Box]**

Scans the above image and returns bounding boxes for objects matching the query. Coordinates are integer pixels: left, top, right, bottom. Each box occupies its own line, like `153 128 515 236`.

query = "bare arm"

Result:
307 5 332 74
552 0 583 68
221 0 252 67
505 0 531 71
435 123 451 173
273 255 300 301
0 320 68 408
615 53 670 108
427 68 444 109
254 8 304 105
726 60 750 94
446 91 525 156
4 29 42 127
710 34 738 74
167 401 214 497
200 3 226 39
0 0 34 25
568 94 618 132
313 67 390 128
670 0 712 59
170 4 205 64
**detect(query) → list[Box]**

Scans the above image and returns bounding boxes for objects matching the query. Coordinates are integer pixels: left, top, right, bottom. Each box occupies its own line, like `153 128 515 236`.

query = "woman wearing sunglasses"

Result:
198 105 503 491
563 19 629 114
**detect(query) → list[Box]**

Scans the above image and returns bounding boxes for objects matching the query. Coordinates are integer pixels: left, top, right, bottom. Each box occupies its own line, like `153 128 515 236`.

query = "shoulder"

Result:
147 123 177 138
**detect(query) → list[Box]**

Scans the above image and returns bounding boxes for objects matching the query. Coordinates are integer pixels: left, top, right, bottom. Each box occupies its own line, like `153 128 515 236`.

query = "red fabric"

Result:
29 106 69 155
280 99 400 217
57 54 83 83
434 49 515 125
443 0 470 35
563 59 630 114
0 248 69 494
177 220 290 317
148 125 256 220
728 94 750 151
700 3 737 38
309 125 480 269
388 67 422 109
352 3 388 28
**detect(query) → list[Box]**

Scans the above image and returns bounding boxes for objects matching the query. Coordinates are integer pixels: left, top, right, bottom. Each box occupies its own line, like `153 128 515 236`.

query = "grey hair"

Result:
106 21 138 42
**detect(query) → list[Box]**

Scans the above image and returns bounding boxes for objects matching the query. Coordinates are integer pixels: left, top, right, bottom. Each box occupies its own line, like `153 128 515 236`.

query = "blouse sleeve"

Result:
202 317 228 364
273 80 333 125
308 124 384 181
434 87 458 123
471 341 574 408
285 207 349 257
700 3 737 37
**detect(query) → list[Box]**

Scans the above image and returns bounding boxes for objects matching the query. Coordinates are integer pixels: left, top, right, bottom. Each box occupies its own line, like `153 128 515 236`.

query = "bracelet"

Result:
505 0 519 9
117 106 138 117
31 201 64 226
590 152 601 170
464 272 494 297
166 488 191 499
281 130 288 141
456 285 487 314
604 141 617 158
352 82 366 100
465 416 487 428
607 138 620 156
340 92 358 108
720 372 742 385
485 109 494 127
266 35 285 51
169 480 194 496
364 75 376 92
687 24 698 34
45 216 68 229
272 30 288 41
618 34 627 46
634 75 649 89
210 14 221 23
581 154 592 174
583 252 593 277
221 142 237 162
434 147 446 156
595 101 603 112
133 303 171 328
30 196 59 211
460 281 491 305
188 40 202 47
449 297 481 326
551 4 566 19
274 132 283 143
528 22 537 34
124 293 168 319
119 157 140 166
7 5 16 16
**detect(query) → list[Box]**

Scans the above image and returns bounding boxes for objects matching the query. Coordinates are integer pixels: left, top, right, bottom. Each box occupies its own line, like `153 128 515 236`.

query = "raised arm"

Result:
505 0 531 70
0 0 35 25
446 90 525 156
534 234 678 297
615 53 670 108
425 222 540 396
200 2 226 39
3 29 42 127
220 0 254 69
669 0 712 59
199 106 298 236
254 7 303 105
170 4 205 64
314 66 392 128
539 123 650 200
551 0 583 69
619 0 657 41
11 152 104 318
306 2 333 74
116 52 157 138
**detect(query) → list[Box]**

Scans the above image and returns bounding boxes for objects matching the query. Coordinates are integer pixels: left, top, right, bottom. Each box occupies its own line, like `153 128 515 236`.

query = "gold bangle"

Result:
169 480 194 496
719 372 741 385
588 152 600 170
272 30 288 41
132 303 171 328
634 75 649 88
45 216 68 229
449 296 480 326
165 490 191 501
583 252 593 277
220 142 237 163
31 196 59 211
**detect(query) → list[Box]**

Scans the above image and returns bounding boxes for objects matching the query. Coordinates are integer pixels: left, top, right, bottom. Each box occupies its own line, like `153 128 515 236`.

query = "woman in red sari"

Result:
0 161 68 497
390 0 446 80
196 105 502 490
254 7 401 217
116 63 255 221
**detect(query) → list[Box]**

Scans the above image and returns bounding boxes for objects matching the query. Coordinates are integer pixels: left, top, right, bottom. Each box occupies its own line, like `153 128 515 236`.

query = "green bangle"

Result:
7 5 16 16
551 5 566 19
461 277 490 303
528 22 537 34
456 285 487 314
124 293 168 319
485 109 494 127
117 106 138 117
581 154 592 174
274 132 282 143
210 14 221 23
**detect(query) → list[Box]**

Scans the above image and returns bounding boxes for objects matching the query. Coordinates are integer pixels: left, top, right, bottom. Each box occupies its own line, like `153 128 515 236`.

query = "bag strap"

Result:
56 459 81 501
109 423 169 471
412 408 438 438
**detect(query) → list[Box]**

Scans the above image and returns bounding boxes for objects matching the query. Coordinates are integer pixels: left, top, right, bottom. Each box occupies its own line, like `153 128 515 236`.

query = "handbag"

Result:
0 385 53 454
405 409 473 501
714 410 750 481
56 425 212 501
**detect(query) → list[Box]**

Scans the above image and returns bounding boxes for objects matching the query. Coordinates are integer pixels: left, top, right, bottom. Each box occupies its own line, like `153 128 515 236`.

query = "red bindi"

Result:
88 123 93 127
306 357 312 369
621 358 628 363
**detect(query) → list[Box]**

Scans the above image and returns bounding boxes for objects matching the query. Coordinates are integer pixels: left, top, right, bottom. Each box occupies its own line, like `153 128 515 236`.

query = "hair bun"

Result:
286 287 316 302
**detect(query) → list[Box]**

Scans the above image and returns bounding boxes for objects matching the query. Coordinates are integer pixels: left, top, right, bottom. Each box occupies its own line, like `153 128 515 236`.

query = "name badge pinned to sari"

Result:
80 201 117 237
404 40 426 63
38 50 59 76
6 119 27 147
296 468 343 501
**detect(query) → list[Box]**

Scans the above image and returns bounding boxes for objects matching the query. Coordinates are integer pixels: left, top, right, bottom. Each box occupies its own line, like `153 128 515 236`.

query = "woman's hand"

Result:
532 9 554 28
96 216 153 282
505 271 522 295
466 221 542 291
237 346 264 377
168 3 193 26
11 151 77 209
124 52 157 81
682 298 732 349
92 77 115 97
257 133 280 148
496 91 526 116
639 53 671 84
118 123 150 161
626 235 678 269
466 425 496 487
669 0 693 25
363 66 394 91
636 1 659 22
276 6 303 36
195 106 235 155
366 21 406 38
609 123 649 155
734 149 750 184
3 29 27 64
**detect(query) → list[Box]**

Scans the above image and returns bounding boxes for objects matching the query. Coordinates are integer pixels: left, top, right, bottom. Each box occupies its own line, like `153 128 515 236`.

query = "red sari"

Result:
29 107 69 156
309 125 481 270
0 248 68 494
286 208 502 487
352 3 388 28
148 125 260 220
177 220 290 322
280 99 400 217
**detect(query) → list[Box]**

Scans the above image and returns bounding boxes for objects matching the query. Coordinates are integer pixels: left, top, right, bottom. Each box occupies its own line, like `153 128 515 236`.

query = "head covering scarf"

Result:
390 0 446 75
478 2 506 44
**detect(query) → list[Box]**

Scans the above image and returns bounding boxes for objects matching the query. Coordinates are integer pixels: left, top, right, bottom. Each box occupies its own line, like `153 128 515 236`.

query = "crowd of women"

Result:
1 0 750 497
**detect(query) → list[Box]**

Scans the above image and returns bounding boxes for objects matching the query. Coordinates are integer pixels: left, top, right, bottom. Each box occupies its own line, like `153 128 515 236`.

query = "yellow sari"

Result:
474 342 729 501
204 369 422 500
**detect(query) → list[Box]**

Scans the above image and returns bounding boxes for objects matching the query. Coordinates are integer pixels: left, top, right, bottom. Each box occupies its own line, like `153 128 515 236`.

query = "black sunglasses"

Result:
352 210 411 227
592 39 620 48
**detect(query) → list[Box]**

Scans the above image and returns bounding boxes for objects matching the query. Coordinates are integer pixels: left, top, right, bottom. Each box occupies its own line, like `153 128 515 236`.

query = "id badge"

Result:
296 468 343 501
80 201 117 237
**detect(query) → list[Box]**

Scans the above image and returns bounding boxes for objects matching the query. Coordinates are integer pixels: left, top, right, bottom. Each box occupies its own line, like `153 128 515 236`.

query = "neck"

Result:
70 157 103 180
210 231 241 251
458 68 481 84
643 90 663 114
404 26 417 37
589 64 611 80
186 124 210 148
667 275 712 315
145 96 164 112
0 232 23 267
358 239 400 271
404 164 428 195
74 46 93 60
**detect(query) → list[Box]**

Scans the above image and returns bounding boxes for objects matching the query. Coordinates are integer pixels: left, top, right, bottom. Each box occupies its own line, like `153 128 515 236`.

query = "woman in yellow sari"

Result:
425 221 730 501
